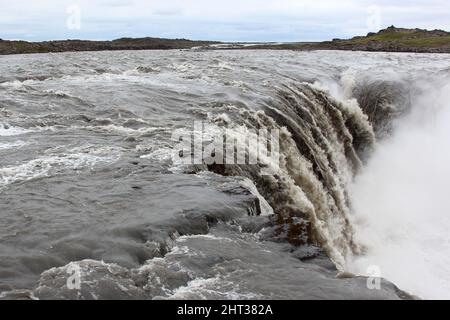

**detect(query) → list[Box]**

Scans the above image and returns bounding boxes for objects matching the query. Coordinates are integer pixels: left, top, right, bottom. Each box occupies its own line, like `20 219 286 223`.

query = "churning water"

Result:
0 49 449 299
348 75 450 299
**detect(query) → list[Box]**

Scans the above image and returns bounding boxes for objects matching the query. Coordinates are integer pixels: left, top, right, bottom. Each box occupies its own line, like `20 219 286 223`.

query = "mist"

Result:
348 76 450 299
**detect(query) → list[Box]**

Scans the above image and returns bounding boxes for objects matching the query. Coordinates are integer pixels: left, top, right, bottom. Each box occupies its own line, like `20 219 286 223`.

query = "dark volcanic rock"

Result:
0 37 218 55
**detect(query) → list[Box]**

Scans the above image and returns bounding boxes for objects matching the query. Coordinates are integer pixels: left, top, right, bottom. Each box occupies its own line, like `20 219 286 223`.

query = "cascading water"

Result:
202 82 376 268
197 60 450 298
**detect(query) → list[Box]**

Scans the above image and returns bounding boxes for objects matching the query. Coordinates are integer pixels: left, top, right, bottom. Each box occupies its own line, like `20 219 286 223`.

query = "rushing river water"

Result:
1 49 450 300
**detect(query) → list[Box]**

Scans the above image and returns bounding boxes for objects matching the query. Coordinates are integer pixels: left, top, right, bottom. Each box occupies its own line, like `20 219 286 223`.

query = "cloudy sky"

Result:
1 0 449 42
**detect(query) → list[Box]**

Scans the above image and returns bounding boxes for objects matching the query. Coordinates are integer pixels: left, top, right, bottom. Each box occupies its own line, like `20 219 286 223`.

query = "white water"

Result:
348 79 450 299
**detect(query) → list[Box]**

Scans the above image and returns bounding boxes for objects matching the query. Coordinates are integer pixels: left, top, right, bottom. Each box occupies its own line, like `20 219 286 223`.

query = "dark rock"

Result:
0 37 219 55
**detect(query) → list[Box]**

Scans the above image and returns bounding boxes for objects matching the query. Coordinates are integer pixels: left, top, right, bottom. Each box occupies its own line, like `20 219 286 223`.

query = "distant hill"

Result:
318 26 450 53
0 37 218 55
238 26 450 53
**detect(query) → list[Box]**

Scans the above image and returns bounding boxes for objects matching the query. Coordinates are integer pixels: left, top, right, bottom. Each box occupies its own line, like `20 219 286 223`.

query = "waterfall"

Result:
199 81 377 268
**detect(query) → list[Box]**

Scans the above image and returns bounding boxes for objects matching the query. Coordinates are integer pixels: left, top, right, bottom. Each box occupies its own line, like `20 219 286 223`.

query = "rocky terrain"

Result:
317 26 450 53
0 37 217 55
232 26 450 53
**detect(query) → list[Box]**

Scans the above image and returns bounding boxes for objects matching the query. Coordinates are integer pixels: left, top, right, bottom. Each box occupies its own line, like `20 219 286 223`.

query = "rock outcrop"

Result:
0 37 217 55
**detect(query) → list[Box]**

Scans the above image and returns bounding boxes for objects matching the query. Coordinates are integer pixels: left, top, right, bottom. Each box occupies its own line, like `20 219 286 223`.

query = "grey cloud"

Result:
0 0 448 41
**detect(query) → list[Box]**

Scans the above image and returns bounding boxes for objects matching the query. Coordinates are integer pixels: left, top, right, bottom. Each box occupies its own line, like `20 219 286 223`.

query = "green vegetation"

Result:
402 36 450 48
241 26 450 53
350 32 420 43
321 26 450 52
342 28 450 48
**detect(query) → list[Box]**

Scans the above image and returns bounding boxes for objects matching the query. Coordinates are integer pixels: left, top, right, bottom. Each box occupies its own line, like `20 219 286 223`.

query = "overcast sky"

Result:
1 0 449 42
